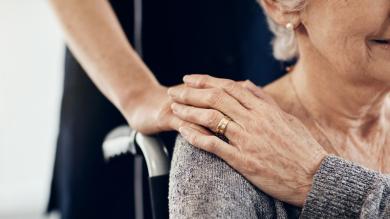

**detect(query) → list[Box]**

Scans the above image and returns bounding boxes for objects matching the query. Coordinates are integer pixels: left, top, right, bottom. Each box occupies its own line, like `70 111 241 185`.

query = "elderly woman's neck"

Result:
290 62 390 134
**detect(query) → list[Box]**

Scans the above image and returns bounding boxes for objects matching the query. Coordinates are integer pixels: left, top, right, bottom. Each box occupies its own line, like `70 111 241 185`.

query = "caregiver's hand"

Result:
167 74 329 207
128 84 208 135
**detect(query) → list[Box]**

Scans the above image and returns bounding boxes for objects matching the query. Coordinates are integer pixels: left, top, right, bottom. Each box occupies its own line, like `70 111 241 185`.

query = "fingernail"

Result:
183 75 193 83
171 103 178 112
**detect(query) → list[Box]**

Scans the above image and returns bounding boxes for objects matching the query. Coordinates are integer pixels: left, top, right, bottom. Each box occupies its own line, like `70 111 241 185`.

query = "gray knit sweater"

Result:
169 135 390 218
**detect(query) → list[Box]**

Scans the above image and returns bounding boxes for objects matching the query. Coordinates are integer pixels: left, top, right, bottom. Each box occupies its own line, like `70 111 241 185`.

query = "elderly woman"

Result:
168 0 390 218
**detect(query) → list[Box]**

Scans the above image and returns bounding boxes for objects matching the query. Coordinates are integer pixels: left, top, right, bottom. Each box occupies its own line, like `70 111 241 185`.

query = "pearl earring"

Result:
286 22 294 31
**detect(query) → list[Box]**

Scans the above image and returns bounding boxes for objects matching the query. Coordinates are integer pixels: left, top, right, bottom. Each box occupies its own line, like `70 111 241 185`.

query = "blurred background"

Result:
0 0 281 218
0 0 62 218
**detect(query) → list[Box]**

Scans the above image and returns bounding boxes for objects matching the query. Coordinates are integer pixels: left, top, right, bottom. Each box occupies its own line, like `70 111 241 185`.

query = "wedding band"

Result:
216 116 232 135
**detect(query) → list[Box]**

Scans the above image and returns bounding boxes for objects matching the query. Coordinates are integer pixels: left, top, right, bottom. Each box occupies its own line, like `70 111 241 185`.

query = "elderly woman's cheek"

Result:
344 39 370 69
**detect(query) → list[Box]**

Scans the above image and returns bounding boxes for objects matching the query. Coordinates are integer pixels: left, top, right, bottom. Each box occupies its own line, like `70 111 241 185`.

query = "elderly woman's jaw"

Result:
260 0 390 172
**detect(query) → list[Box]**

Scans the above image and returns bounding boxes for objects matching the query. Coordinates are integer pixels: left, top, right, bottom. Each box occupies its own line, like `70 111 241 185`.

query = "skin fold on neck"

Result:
264 49 390 173
290 60 390 134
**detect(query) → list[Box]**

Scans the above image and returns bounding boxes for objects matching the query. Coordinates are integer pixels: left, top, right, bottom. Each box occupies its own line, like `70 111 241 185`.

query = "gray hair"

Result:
258 0 306 61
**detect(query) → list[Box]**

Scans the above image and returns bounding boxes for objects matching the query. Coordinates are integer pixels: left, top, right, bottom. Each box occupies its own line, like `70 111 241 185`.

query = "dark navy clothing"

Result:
48 0 285 218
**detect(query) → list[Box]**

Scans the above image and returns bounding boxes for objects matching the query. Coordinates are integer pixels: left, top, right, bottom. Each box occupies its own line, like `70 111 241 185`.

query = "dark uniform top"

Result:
48 0 285 218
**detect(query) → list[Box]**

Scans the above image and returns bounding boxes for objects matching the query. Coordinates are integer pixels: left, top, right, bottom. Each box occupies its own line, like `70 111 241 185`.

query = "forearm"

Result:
301 155 390 218
49 0 159 114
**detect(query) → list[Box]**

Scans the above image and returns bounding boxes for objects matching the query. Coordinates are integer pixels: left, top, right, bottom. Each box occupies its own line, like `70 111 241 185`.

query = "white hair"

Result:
258 0 306 61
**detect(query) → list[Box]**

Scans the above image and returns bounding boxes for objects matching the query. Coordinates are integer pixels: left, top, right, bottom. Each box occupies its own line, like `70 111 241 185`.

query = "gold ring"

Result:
216 116 232 135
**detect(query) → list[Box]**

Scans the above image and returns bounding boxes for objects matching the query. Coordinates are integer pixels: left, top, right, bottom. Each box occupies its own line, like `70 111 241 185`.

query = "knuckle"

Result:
224 80 237 92
187 133 197 145
197 76 208 87
285 114 294 122
234 134 247 147
187 110 198 121
180 106 190 116
226 125 241 139
205 137 218 153
206 111 220 127
180 89 189 102
206 89 223 106
244 80 252 86
247 119 260 130
241 80 251 89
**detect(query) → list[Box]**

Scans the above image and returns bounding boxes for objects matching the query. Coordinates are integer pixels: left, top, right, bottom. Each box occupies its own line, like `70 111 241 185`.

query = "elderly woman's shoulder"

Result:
168 135 300 218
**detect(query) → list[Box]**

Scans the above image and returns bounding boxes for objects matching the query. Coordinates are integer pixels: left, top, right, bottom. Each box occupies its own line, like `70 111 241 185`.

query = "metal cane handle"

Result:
102 126 170 177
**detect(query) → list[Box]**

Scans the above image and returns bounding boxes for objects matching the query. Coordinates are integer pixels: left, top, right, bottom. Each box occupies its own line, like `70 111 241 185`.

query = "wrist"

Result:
118 84 165 120
310 148 328 177
300 146 328 206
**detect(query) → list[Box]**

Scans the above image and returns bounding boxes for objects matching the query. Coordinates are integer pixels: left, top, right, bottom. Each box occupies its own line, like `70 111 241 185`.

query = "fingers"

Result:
240 80 278 106
178 126 239 167
171 103 243 142
168 111 211 135
168 86 248 123
183 74 260 109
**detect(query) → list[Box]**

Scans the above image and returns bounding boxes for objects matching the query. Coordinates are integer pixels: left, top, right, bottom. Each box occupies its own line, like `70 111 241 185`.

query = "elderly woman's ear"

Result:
259 0 301 29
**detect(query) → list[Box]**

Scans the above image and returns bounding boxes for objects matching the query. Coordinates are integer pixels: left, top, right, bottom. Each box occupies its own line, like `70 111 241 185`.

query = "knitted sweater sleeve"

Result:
301 155 390 218
168 135 276 219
